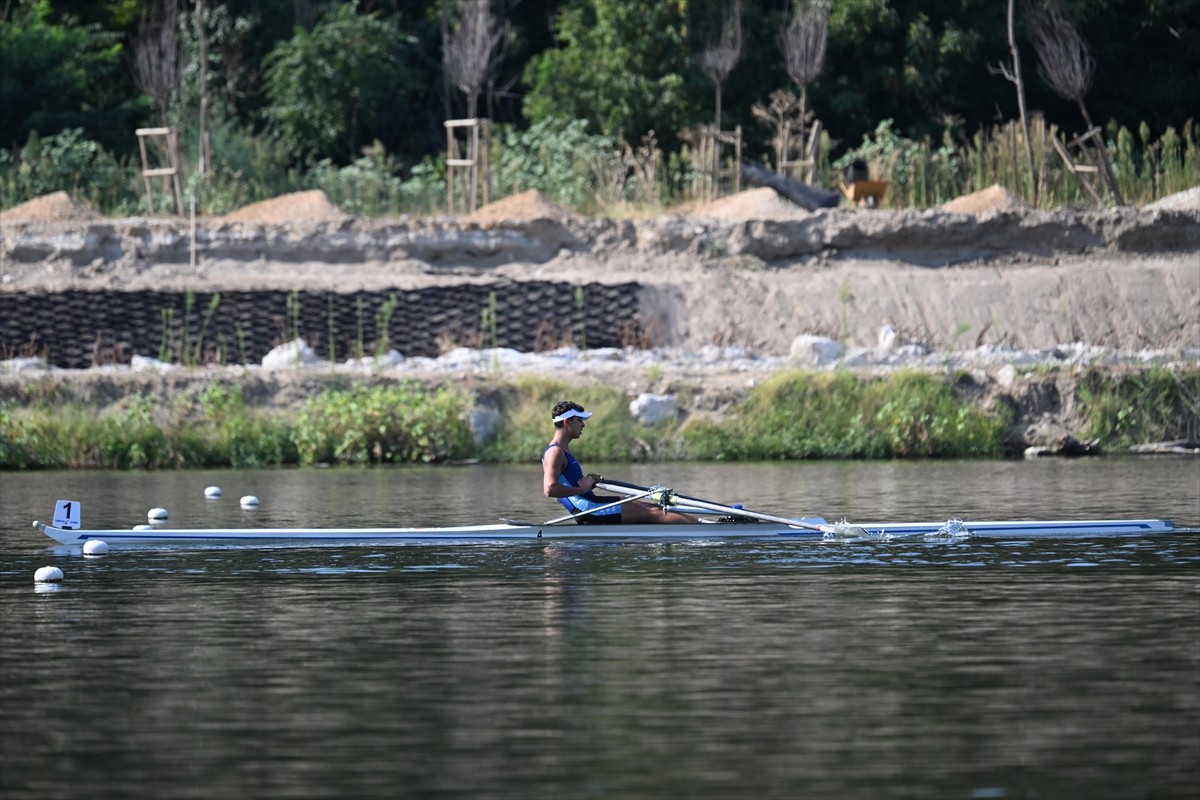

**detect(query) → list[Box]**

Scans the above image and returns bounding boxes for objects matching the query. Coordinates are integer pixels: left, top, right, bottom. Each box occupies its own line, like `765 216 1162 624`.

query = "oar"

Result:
597 479 866 536
543 486 659 525
502 486 659 527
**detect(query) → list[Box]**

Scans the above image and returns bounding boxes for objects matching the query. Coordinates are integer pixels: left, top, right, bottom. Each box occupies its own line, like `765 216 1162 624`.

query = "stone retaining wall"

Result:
0 283 643 368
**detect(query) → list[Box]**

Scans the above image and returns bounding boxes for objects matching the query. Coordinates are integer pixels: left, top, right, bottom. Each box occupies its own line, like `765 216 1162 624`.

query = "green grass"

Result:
3 368 1195 470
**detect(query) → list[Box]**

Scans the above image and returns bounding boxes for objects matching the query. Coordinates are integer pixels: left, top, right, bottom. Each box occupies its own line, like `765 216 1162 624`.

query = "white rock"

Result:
468 406 500 447
1 356 49 372
995 364 1017 389
630 393 677 425
261 338 321 370
131 354 174 372
877 324 898 353
789 334 843 366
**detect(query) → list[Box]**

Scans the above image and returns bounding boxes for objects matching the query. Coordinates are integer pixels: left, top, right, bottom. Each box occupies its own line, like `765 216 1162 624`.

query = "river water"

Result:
2 459 1198 800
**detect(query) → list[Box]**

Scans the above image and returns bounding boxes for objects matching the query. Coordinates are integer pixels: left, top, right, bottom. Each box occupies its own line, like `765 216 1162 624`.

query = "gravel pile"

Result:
220 190 349 224
0 191 101 224
941 184 1029 214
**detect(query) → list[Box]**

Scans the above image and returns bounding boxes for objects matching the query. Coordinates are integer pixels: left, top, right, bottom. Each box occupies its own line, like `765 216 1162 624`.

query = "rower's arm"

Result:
542 450 596 497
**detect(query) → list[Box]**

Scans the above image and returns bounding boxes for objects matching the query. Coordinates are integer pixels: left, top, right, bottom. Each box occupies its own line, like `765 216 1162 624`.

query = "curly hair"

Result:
551 400 585 427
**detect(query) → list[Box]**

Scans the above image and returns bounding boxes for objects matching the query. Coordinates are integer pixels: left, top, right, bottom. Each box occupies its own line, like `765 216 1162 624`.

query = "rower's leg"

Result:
619 500 698 525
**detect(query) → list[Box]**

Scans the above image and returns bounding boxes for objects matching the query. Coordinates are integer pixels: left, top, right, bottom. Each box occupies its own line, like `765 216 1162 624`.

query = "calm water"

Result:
2 460 1198 800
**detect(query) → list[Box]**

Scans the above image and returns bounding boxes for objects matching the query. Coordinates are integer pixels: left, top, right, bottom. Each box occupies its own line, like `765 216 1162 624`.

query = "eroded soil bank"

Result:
2 190 1198 455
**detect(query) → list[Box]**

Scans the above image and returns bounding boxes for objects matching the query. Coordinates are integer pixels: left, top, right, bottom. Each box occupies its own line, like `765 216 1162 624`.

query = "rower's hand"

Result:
582 474 600 491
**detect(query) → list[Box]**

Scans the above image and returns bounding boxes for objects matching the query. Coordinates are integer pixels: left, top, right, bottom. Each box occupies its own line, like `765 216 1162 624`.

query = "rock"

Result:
629 393 677 425
261 339 321 370
468 405 500 447
877 324 898 353
131 354 174 372
789 334 843 366
1 356 49 371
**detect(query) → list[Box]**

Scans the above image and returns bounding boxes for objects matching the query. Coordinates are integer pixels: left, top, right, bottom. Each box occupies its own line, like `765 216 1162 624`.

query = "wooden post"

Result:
135 127 184 215
445 118 491 214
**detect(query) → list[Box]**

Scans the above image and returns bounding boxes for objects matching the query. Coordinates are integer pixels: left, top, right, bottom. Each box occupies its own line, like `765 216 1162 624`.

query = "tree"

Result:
780 0 830 135
0 0 140 154
700 0 742 130
131 0 180 128
989 0 1039 202
262 5 416 164
1023 0 1097 128
522 0 693 147
442 0 506 120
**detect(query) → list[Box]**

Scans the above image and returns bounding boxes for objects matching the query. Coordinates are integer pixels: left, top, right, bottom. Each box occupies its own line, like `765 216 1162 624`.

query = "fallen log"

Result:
740 164 840 211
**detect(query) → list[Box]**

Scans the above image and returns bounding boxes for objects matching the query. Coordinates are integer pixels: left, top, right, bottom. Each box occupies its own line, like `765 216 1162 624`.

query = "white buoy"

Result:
148 507 169 521
34 566 64 583
133 524 155 531
240 495 260 509
83 540 109 556
204 486 222 499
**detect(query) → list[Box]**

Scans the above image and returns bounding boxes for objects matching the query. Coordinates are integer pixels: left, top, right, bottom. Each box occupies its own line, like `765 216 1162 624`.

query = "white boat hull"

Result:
33 517 1176 547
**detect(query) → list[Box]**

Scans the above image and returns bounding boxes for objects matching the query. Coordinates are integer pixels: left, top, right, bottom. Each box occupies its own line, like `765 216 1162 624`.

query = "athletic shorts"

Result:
567 494 626 525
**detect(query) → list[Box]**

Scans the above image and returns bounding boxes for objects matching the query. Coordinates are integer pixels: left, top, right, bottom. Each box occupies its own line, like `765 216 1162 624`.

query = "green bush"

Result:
684 370 1007 460
1076 367 1200 448
292 384 473 465
0 129 138 213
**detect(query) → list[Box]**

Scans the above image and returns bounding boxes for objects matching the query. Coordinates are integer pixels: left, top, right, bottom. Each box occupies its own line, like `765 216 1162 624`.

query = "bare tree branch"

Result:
989 0 1038 202
700 0 742 129
132 0 181 127
780 0 830 92
1023 0 1095 127
443 0 506 119
779 0 830 137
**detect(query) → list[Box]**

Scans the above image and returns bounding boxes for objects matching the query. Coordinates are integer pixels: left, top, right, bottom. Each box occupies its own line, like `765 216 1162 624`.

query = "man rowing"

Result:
542 400 699 525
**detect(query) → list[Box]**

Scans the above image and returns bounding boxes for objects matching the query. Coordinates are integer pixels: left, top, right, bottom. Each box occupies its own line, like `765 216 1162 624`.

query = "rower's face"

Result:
570 417 585 435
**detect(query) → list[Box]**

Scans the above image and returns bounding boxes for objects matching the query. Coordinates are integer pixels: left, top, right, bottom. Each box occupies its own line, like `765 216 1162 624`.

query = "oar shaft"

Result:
596 480 824 532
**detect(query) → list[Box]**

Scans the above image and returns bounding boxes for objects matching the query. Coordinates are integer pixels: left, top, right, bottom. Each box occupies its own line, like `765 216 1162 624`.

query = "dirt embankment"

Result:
2 186 1199 355
2 186 1199 453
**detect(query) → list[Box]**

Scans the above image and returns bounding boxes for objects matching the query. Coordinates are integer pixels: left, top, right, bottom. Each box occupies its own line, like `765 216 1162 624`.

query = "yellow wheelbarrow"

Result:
838 180 889 208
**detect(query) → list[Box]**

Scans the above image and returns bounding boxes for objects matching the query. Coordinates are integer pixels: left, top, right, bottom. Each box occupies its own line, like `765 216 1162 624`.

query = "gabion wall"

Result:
0 283 643 368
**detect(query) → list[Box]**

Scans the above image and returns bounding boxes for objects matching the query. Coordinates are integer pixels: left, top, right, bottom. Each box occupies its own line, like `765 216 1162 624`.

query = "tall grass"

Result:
1075 366 1200 448
6 369 1197 470
831 115 1198 209
6 117 1192 218
681 370 1009 460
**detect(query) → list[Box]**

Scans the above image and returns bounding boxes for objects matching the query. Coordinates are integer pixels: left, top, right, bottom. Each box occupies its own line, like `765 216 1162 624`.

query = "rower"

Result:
541 400 699 525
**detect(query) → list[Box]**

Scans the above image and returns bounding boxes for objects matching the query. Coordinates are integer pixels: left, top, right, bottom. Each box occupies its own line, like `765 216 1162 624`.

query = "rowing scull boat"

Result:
33 517 1176 547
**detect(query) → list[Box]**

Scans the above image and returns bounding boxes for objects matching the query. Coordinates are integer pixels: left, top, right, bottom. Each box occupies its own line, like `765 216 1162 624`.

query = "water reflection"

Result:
1 461 1198 799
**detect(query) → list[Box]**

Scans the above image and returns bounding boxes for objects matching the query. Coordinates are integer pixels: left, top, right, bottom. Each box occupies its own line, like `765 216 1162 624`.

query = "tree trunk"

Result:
197 0 210 176
1008 0 1038 204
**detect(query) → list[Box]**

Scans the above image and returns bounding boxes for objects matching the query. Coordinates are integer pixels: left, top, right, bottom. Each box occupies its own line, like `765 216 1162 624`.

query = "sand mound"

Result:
221 190 349 224
466 189 580 224
0 191 101 224
1144 186 1200 212
942 183 1029 214
694 187 810 222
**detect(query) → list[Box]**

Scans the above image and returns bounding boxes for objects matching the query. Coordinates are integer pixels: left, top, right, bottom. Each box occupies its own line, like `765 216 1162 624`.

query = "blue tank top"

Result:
543 443 600 512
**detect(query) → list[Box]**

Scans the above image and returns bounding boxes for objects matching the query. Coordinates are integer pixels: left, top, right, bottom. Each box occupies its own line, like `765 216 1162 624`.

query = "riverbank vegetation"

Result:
3 1 1197 217
2 368 1195 470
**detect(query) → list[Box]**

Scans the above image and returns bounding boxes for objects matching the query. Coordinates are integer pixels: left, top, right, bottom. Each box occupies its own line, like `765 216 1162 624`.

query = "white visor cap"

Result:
553 408 593 422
